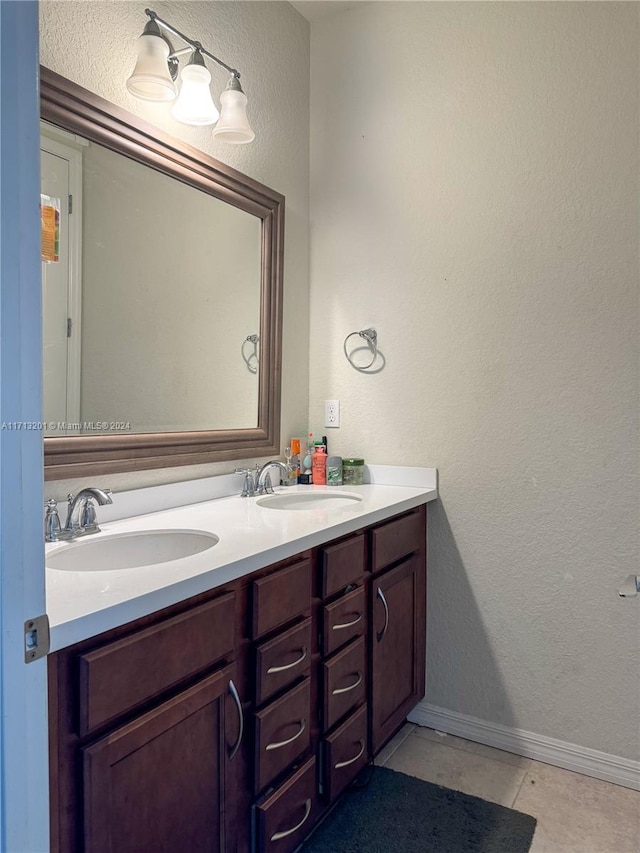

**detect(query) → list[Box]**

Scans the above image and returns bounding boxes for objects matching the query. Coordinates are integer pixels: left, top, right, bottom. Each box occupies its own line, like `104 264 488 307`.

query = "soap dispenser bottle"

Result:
312 442 327 486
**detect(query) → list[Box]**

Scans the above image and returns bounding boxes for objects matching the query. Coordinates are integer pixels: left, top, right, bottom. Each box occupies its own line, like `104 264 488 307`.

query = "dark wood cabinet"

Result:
49 505 427 853
83 663 241 853
370 554 426 753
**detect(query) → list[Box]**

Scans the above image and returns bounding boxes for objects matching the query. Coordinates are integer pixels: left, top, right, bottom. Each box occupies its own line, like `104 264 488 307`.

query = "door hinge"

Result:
67 317 72 338
68 194 73 214
24 614 50 663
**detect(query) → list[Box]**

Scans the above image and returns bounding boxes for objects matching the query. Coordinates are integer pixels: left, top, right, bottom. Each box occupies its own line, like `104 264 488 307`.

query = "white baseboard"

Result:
408 702 640 792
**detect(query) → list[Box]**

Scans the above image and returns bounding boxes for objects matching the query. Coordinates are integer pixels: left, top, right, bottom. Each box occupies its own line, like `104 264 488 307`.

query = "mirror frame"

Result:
41 67 283 481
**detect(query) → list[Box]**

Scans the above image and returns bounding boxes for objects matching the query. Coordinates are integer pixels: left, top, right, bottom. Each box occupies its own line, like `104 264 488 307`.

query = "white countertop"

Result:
46 466 437 651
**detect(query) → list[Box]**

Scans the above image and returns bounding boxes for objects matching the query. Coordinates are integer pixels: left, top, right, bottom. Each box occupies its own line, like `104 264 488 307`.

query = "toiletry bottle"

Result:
290 438 301 482
300 433 314 484
326 455 343 486
283 446 296 486
312 442 327 485
343 458 365 485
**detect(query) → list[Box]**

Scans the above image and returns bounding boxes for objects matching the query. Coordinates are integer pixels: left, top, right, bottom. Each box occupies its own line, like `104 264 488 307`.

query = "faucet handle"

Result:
79 498 99 533
44 499 62 543
260 472 276 495
234 468 256 497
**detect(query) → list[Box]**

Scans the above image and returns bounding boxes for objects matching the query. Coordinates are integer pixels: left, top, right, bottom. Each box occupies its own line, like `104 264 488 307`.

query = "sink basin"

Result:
46 529 219 572
256 492 363 511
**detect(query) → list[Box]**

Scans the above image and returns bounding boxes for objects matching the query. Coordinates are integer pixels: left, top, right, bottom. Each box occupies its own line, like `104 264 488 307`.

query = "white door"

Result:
40 133 82 430
0 2 50 851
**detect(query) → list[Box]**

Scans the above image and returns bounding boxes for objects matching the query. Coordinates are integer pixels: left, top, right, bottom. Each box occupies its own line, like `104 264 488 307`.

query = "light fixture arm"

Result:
145 8 241 81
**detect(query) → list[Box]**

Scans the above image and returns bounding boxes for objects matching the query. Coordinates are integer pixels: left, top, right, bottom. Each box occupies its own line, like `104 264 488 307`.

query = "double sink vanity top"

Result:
46 468 438 652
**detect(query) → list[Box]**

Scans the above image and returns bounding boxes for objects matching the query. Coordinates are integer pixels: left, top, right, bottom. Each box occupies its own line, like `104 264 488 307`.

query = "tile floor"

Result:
375 724 640 853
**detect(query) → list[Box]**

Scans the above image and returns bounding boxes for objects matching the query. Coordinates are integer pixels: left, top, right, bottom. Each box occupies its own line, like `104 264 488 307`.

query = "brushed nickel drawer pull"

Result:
331 671 363 696
376 587 389 642
228 680 244 761
267 646 307 674
265 719 306 751
270 798 312 842
332 613 362 631
334 739 365 770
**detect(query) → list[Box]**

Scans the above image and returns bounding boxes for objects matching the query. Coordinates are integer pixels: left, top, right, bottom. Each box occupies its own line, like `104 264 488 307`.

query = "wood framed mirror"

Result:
40 67 283 481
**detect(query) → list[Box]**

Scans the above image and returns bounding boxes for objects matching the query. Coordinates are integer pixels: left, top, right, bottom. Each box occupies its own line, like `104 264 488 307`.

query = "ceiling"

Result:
289 1 366 22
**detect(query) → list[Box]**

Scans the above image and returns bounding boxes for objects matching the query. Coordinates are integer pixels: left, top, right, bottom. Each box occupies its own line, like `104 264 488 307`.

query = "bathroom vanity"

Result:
38 64 437 853
46 477 435 853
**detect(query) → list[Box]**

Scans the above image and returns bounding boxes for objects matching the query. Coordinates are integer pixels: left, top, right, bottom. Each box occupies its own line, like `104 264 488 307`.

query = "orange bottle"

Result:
312 443 327 485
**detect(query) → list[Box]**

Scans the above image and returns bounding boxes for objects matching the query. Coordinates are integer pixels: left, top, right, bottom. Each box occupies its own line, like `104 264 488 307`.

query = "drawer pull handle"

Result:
270 798 312 842
265 719 306 751
228 680 244 761
334 739 365 770
332 613 362 631
267 646 307 674
332 671 363 696
376 587 389 642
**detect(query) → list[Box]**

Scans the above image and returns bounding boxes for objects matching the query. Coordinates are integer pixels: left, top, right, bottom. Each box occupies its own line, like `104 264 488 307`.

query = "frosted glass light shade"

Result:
212 87 255 144
126 34 177 102
172 64 219 126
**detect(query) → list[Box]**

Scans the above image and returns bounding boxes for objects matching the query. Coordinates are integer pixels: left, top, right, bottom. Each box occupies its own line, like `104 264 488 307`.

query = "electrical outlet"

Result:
324 400 340 428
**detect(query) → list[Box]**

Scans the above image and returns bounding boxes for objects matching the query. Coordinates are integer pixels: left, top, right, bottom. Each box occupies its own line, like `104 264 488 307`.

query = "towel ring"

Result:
242 334 259 374
344 328 378 371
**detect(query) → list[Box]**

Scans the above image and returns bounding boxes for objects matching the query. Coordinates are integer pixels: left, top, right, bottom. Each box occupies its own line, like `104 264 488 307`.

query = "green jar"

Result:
342 458 365 486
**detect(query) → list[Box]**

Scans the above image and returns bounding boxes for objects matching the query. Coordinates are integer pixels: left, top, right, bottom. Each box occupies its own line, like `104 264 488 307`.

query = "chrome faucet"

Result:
56 487 113 540
234 460 291 497
256 461 289 495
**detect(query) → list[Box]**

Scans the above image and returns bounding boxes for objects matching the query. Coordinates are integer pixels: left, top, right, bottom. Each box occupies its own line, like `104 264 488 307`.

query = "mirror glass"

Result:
41 124 262 437
41 67 283 480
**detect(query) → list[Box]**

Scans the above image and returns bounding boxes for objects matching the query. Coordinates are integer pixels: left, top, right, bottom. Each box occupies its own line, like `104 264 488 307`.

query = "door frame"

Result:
0 3 50 851
40 125 84 425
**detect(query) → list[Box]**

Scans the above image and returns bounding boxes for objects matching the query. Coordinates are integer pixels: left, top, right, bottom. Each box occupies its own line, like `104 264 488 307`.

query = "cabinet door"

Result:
82 663 243 853
370 554 426 754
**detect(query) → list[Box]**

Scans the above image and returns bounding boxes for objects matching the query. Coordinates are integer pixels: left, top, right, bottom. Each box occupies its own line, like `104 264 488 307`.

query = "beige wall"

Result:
309 2 639 759
40 0 310 492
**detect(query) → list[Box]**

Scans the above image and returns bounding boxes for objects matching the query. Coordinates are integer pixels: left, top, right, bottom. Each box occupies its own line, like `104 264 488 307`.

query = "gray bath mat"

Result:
301 766 537 853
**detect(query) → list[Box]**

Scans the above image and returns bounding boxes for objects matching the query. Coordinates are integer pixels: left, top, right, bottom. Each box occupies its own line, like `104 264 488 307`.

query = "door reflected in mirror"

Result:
41 122 261 437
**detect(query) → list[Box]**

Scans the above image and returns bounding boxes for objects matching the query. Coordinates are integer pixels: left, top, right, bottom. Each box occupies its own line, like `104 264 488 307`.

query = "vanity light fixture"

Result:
126 8 255 143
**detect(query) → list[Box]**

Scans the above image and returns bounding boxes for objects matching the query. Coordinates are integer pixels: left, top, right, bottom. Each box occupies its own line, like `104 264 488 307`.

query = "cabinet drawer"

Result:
255 618 312 707
322 586 365 657
322 704 368 803
254 757 317 853
322 636 366 733
78 592 235 736
370 509 424 574
252 559 311 640
320 533 365 599
254 677 311 795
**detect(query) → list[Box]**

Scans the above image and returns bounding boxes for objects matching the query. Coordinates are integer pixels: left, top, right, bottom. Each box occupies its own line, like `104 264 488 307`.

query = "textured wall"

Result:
309 2 639 759
40 0 310 493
